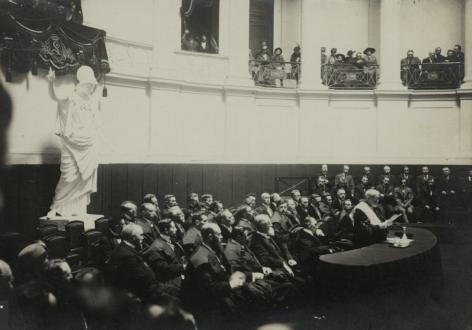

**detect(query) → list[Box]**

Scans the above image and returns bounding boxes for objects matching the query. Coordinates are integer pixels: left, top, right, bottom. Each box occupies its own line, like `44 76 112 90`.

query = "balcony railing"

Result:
322 64 379 89
402 62 464 89
249 59 301 88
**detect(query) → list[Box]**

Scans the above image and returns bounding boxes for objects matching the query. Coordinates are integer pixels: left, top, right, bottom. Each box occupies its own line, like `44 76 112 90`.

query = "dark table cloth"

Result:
318 228 443 293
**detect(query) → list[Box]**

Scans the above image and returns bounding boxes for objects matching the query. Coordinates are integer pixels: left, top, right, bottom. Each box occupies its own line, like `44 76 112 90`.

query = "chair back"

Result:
37 224 58 240
44 234 68 259
94 217 110 234
65 221 85 249
82 230 104 266
0 232 22 264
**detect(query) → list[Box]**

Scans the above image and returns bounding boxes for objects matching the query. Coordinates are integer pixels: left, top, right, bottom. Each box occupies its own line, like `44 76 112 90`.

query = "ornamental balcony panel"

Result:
249 59 300 88
322 64 379 90
401 62 464 90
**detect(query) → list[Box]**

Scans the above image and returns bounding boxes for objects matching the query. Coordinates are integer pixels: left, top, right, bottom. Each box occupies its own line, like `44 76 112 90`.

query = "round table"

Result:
319 228 443 293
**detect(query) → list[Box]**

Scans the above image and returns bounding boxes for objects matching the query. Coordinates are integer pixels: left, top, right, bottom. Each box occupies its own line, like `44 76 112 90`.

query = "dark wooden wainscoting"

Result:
1 163 470 238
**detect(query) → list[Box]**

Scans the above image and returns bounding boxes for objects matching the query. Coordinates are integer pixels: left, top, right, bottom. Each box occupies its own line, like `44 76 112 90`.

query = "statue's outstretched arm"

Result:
47 68 69 102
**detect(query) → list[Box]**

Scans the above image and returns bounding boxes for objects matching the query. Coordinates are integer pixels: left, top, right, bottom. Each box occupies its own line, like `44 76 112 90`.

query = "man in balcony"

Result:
433 47 446 63
453 44 465 82
453 44 465 62
290 46 301 84
401 50 421 85
422 51 435 71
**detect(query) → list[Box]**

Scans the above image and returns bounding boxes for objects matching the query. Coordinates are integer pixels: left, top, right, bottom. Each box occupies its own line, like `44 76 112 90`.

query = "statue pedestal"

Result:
39 214 104 231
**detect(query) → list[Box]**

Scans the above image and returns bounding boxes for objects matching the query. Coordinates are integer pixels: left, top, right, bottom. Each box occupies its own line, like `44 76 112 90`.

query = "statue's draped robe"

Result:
50 92 99 216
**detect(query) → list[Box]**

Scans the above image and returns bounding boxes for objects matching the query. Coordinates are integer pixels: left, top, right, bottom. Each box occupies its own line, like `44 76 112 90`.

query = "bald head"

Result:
0 259 13 289
254 214 273 235
121 223 144 247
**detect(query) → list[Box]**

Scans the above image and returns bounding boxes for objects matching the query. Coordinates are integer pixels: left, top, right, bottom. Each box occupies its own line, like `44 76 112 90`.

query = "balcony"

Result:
402 62 464 90
322 64 379 90
249 59 300 88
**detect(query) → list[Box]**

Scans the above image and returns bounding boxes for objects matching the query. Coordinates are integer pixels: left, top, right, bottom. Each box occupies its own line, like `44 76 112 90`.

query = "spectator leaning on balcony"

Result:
363 47 377 65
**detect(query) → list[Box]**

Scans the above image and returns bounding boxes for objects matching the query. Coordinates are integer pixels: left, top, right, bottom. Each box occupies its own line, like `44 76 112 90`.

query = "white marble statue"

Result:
46 66 101 218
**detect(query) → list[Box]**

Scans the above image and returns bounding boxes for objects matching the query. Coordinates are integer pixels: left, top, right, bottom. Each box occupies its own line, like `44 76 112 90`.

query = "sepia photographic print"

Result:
0 0 471 329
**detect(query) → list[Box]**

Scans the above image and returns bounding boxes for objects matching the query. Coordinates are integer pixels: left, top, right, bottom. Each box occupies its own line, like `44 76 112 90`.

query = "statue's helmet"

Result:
76 66 97 85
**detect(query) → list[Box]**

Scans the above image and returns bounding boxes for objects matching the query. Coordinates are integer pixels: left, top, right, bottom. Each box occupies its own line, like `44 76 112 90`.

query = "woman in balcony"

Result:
363 48 378 85
271 48 286 87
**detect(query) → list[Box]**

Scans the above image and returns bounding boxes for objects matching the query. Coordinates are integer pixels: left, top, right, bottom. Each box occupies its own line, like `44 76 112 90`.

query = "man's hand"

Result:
441 190 447 195
46 68 56 82
425 205 430 209
229 271 245 289
435 207 440 211
262 267 272 275
252 272 264 281
283 262 294 277
450 190 455 194
288 259 297 267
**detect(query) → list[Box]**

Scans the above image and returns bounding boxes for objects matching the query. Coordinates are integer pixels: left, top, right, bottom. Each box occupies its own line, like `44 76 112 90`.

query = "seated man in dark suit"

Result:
334 165 355 198
312 176 330 197
352 190 400 248
105 223 163 303
337 199 355 241
376 176 395 199
378 165 396 186
296 196 311 221
249 215 300 280
136 203 160 248
359 166 377 187
182 212 207 256
286 198 301 228
416 166 434 194
183 223 246 319
394 177 415 223
331 188 347 219
398 165 414 188
255 192 274 217
144 219 186 297
224 227 299 308
271 201 299 267
290 189 302 206
290 217 332 278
